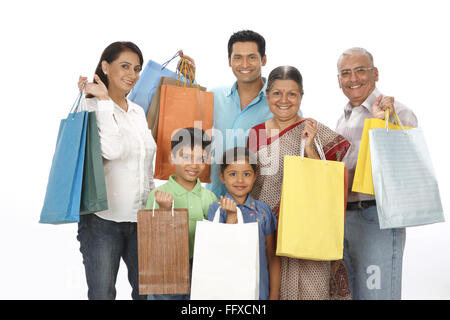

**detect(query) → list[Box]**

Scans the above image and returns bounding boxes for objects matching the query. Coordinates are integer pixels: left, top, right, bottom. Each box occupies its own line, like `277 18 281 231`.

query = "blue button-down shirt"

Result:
208 79 271 198
207 193 277 300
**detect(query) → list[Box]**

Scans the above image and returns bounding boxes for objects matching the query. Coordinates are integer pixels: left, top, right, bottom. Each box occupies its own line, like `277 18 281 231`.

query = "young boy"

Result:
146 127 217 300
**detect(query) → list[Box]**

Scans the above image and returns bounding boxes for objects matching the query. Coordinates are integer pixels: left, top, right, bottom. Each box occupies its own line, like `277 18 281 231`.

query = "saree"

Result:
249 119 351 300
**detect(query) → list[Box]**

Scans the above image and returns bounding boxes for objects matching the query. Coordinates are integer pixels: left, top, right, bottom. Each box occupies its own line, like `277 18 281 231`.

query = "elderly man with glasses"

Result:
335 47 418 300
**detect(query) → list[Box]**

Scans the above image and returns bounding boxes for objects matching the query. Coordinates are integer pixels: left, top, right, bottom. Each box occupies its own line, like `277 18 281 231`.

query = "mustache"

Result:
346 81 364 88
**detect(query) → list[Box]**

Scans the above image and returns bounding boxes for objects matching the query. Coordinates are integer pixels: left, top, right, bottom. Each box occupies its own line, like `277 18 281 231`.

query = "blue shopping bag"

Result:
129 51 185 115
368 116 445 229
40 91 88 224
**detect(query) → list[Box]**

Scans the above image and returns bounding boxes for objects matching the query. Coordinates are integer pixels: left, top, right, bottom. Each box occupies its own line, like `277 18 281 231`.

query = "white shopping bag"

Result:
369 123 445 229
190 207 260 300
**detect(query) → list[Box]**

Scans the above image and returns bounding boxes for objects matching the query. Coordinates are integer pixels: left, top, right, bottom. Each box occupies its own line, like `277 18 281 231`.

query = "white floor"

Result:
0 207 448 300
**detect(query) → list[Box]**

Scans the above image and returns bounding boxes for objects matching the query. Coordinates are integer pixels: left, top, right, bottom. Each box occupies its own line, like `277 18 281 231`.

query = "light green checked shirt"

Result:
145 175 217 258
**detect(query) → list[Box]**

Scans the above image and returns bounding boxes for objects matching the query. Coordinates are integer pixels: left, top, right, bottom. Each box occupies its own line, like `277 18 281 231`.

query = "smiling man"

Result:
335 47 418 300
207 30 303 198
206 30 271 198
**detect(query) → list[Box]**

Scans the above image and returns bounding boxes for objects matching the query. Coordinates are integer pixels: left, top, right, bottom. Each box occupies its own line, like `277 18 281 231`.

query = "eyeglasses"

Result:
338 67 374 79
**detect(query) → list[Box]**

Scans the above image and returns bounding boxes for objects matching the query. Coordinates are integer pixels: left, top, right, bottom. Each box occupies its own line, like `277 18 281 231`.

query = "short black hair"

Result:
220 147 258 174
227 30 266 58
171 127 211 156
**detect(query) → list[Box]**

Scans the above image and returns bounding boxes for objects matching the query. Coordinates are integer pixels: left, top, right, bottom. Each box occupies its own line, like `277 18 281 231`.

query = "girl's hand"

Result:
78 75 109 100
155 190 173 210
219 196 238 224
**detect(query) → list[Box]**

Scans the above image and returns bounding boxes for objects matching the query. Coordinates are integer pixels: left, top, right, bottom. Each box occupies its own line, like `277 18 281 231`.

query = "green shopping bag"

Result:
80 112 108 214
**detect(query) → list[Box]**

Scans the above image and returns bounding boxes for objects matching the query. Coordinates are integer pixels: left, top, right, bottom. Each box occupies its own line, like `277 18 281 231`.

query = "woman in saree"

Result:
248 65 351 300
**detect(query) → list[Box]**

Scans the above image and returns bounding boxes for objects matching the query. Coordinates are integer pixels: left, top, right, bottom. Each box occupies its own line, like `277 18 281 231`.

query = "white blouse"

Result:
85 97 156 222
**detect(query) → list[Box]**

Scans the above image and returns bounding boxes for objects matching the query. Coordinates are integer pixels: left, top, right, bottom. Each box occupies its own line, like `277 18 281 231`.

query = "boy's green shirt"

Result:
145 175 217 258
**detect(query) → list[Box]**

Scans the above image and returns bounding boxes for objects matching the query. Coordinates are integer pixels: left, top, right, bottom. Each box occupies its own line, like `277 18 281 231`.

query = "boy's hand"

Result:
219 196 238 224
154 190 173 210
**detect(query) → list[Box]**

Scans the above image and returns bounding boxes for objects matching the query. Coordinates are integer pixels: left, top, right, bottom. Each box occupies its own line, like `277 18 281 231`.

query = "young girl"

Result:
207 147 280 300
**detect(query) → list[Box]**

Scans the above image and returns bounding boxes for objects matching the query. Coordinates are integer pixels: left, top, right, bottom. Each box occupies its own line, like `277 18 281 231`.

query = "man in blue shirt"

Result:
182 30 301 198
209 30 272 198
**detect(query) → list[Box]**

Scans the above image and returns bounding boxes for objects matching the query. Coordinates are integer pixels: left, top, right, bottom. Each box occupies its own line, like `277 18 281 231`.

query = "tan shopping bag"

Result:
137 204 190 294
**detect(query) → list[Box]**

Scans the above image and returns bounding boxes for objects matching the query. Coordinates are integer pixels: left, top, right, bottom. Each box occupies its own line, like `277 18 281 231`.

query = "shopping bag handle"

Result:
69 83 86 117
160 50 181 70
79 88 89 112
384 108 405 133
151 199 175 217
212 206 244 224
161 50 198 89
177 57 199 89
299 136 327 164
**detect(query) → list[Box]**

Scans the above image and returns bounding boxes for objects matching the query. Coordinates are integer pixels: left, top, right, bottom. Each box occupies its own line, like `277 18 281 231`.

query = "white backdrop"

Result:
0 0 448 299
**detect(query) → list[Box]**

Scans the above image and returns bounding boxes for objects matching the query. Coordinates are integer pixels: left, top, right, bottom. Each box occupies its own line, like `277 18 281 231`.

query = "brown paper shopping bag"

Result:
137 207 190 295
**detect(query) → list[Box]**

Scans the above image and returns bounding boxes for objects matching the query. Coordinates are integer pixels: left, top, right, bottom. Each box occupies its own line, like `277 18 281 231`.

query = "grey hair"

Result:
337 47 374 69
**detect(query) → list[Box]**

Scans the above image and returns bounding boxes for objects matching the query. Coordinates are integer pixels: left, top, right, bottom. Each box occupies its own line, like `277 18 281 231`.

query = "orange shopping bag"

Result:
154 60 213 182
147 76 207 142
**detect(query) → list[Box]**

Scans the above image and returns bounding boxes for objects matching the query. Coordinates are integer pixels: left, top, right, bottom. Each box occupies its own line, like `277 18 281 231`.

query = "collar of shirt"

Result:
344 87 381 120
223 192 258 211
227 77 268 108
167 175 203 197
112 98 142 115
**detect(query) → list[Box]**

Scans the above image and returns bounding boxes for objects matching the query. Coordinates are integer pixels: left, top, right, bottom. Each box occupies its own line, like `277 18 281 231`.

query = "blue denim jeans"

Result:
343 203 406 300
147 259 193 300
77 214 147 300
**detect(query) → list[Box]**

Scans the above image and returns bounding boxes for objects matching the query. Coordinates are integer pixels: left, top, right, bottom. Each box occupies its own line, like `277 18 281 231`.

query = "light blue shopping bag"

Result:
129 51 185 115
40 91 88 224
369 125 445 229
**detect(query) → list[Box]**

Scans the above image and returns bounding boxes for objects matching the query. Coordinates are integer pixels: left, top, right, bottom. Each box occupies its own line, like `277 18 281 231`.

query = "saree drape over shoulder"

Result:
248 119 352 300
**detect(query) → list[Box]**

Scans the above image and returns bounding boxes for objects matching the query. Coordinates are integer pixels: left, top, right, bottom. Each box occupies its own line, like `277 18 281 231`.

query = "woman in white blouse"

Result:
77 42 156 300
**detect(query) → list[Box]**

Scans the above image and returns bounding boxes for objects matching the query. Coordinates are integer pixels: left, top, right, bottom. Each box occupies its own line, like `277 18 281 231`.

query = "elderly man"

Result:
335 47 418 300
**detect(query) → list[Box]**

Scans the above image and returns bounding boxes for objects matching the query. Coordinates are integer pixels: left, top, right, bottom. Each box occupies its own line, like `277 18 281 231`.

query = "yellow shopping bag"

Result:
277 154 345 261
352 110 412 195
